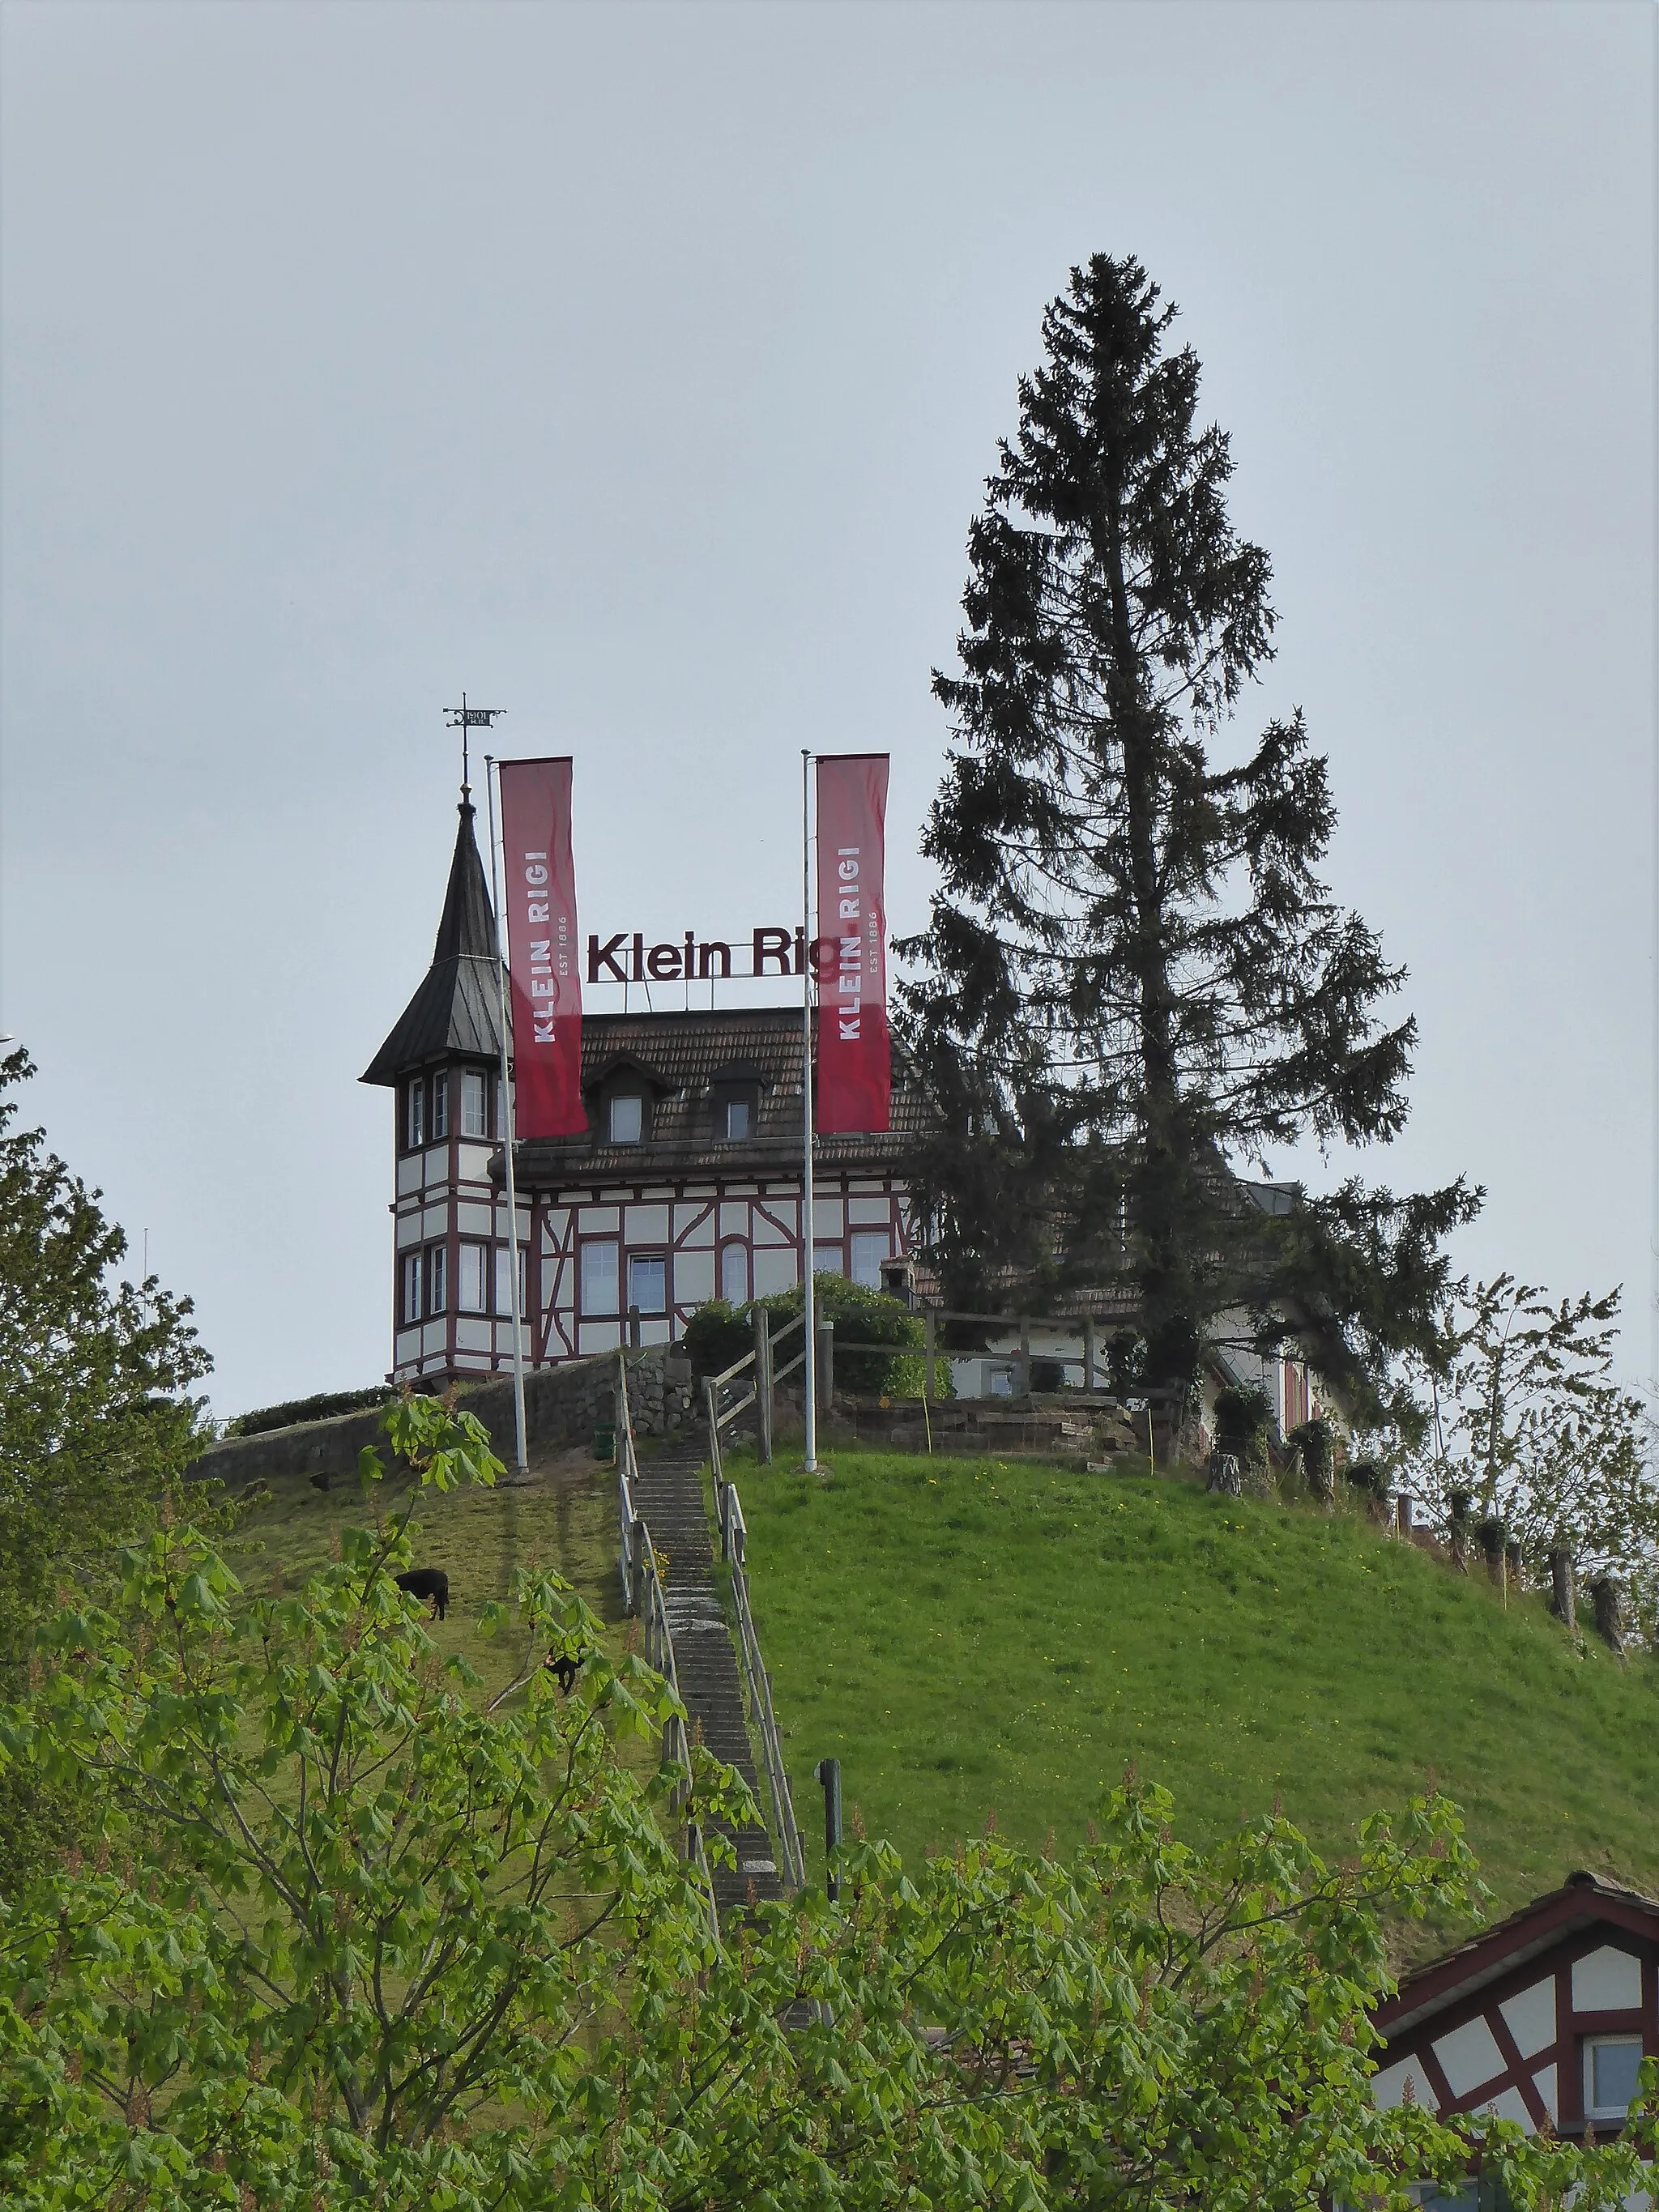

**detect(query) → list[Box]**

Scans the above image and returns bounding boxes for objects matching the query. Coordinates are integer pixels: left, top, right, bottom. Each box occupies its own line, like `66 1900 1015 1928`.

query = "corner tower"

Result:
361 791 530 1384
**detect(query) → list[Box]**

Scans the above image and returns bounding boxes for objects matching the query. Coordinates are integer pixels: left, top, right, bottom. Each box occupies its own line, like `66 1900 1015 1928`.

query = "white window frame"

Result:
493 1242 525 1318
608 1093 644 1145
461 1069 488 1139
430 1071 449 1140
426 1242 447 1315
405 1080 425 1150
401 1251 423 1326
458 1242 488 1314
1584 2034 1644 2123
580 1239 619 1317
719 1238 748 1306
723 1095 751 1140
627 1250 667 1316
849 1229 890 1288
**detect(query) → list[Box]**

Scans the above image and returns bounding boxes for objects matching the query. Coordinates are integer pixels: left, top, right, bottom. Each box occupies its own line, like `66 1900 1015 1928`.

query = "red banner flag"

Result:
815 752 890 1133
497 757 586 1139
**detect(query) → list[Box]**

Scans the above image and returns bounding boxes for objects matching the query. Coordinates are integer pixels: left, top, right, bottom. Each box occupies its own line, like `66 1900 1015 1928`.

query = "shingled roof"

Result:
360 796 504 1087
505 1006 930 1185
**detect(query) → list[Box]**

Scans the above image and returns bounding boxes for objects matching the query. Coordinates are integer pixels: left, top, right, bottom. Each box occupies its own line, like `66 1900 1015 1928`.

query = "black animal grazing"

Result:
544 1646 588 1695
394 1567 449 1622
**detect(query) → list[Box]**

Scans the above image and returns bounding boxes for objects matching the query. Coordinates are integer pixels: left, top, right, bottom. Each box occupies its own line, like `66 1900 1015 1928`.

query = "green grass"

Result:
735 1449 1659 1954
221 1451 633 1705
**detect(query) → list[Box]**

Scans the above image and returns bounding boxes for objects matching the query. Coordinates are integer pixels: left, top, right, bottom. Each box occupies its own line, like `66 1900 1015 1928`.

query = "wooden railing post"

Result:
1018 1318 1031 1398
1083 1313 1097 1394
923 1307 936 1401
753 1304 774 1464
816 1316 834 1412
628 1302 642 1351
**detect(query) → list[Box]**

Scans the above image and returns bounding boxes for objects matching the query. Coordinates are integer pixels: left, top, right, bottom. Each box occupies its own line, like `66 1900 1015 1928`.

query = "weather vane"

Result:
443 693 504 797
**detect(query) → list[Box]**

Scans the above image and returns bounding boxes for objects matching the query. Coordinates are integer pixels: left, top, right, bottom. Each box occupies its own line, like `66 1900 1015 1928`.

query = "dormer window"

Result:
608 1093 644 1145
712 1078 761 1141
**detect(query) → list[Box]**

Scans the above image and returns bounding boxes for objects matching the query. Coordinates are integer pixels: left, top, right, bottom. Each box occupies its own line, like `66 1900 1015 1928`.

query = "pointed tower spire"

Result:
360 789 505 1085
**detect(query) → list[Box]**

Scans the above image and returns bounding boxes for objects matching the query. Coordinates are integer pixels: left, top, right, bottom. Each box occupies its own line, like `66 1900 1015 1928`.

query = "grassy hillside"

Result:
216 1437 1659 1963
731 1449 1659 1952
220 1446 634 1707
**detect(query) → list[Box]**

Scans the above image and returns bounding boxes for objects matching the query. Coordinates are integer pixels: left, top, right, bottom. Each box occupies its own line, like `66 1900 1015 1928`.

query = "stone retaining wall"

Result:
197 1350 694 1489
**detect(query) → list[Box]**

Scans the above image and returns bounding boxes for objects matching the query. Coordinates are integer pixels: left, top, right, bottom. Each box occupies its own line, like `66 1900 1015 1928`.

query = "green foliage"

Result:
681 1296 753 1380
1287 1415 1335 1500
2 1403 1654 2206
0 1048 214 1892
1213 1387 1273 1468
736 1451 1659 1932
685 1280 944 1398
895 253 1479 1421
223 1385 397 1438
1380 1277 1659 1643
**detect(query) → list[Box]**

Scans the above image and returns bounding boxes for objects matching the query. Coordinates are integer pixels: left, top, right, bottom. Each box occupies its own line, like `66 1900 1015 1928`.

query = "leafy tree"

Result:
897 254 1478 1420
1392 1276 1659 1640
2 1400 1656 2210
0 1046 212 1887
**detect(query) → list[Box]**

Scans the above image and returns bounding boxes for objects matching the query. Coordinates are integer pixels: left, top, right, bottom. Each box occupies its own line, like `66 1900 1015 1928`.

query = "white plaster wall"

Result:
1433 2015 1504 2098
1572 1947 1643 2011
1500 1981 1556 2059
1532 2063 1557 2123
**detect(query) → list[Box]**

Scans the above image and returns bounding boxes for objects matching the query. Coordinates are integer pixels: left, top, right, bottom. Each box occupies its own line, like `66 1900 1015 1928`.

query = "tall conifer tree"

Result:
898 254 1478 1417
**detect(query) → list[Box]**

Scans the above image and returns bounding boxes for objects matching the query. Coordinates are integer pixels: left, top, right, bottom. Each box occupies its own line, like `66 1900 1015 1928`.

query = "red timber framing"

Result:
1368 1872 1659 2142
531 1175 913 1362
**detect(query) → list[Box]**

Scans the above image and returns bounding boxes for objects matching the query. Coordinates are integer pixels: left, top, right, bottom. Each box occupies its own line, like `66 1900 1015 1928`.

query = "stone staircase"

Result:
628 1435 787 1920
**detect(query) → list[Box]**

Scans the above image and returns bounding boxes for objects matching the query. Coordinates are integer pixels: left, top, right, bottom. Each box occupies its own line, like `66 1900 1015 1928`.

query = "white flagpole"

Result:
801 749 817 1474
484 755 530 1480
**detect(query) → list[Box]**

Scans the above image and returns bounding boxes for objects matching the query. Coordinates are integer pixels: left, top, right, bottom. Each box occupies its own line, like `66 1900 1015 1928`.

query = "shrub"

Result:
224 1385 397 1438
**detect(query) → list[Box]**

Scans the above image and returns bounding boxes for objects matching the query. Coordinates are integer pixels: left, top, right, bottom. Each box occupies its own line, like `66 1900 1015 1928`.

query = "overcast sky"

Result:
2 0 1653 1418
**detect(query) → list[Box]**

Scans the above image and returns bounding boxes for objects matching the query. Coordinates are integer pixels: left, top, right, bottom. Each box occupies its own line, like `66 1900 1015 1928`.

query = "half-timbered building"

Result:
1371 1869 1657 2159
362 792 923 1387
362 788 1342 1430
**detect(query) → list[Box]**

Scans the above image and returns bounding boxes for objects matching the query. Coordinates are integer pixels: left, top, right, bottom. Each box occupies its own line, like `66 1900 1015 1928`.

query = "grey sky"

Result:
2 0 1652 1417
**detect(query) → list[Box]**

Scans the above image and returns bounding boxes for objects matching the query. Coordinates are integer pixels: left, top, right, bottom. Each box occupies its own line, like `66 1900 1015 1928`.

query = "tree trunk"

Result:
1206 1452 1243 1497
1549 1547 1576 1634
1590 1577 1625 1654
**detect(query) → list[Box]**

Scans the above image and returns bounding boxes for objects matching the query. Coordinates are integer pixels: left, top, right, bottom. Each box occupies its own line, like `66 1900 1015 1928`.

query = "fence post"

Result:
1018 1318 1031 1398
816 1317 834 1413
815 1757 842 1900
628 1303 642 1351
1550 1546 1577 1634
754 1304 774 1464
923 1306 936 1402
1083 1314 1097 1394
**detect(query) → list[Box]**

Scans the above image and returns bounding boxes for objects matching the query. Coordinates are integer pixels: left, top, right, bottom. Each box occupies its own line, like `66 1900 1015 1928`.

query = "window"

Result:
712 1079 759 1140
430 1072 449 1140
628 1251 667 1315
461 1069 488 1138
1584 2036 1644 2123
426 1243 447 1315
720 1240 748 1305
850 1230 890 1288
401 1251 423 1326
580 1240 619 1316
458 1242 488 1313
494 1242 525 1318
405 1080 425 1150
608 1093 643 1145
